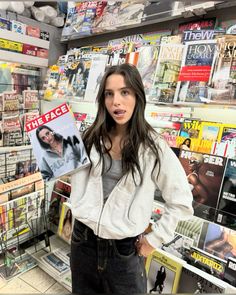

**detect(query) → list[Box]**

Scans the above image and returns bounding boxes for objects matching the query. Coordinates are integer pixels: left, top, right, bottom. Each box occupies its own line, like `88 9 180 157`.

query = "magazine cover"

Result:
178 263 228 293
215 158 236 230
211 141 236 158
178 149 226 221
83 53 108 102
2 91 19 111
80 1 97 36
57 202 73 244
25 103 90 181
174 40 216 104
199 221 236 261
218 123 236 145
142 30 172 45
95 1 122 31
182 29 220 43
22 90 39 110
208 34 236 104
2 112 23 146
53 179 71 198
224 257 236 287
136 45 159 101
152 43 184 103
142 1 174 22
178 18 216 33
0 204 7 233
0 172 42 203
198 121 222 142
70 55 92 99
150 119 182 148
161 232 194 260
175 216 204 248
186 246 226 279
91 1 107 34
146 248 184 294
117 0 145 27
41 252 70 275
48 190 67 227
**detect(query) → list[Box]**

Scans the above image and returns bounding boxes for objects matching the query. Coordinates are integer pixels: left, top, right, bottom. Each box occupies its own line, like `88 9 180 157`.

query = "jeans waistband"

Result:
74 219 138 243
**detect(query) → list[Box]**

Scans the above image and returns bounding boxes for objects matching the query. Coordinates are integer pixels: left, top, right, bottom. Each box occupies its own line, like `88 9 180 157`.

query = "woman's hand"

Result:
136 235 155 257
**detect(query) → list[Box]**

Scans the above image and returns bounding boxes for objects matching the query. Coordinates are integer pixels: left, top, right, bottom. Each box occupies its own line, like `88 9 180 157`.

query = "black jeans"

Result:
70 219 147 294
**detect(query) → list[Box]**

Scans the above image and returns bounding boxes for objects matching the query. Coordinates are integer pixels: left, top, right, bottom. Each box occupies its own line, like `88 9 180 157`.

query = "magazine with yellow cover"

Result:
218 123 236 143
198 121 222 142
146 248 184 294
57 202 73 244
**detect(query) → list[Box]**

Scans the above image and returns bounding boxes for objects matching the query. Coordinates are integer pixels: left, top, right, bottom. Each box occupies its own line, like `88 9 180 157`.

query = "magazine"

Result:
41 252 70 275
136 45 159 100
178 18 216 32
83 54 108 102
178 149 226 221
22 90 39 110
146 248 184 294
152 43 184 103
178 263 230 293
175 216 204 248
25 103 90 181
224 257 236 287
208 34 236 104
161 232 194 260
185 246 226 279
117 0 145 27
57 202 73 244
199 222 236 263
174 40 216 104
215 158 236 230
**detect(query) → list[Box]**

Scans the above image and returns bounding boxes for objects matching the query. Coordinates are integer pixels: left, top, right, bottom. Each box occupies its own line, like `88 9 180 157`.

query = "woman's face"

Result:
104 74 136 130
185 139 190 146
38 128 55 145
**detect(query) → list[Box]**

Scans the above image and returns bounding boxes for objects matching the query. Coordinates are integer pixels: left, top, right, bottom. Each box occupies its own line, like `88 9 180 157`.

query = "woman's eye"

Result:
121 90 129 96
104 91 113 97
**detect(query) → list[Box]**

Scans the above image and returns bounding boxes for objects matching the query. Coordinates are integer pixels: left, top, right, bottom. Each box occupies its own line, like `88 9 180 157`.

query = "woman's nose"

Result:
113 93 121 106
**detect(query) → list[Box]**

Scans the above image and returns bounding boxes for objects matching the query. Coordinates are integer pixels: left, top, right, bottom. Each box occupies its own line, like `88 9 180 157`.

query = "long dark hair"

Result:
181 138 191 148
36 125 63 149
83 63 160 184
63 208 72 226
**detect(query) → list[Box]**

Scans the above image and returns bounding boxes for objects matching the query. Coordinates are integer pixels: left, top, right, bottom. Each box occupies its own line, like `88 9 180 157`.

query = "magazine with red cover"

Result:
174 40 216 104
25 103 90 181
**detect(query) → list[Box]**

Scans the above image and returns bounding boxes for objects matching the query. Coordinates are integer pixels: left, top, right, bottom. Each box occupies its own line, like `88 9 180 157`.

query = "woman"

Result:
179 138 191 150
36 125 88 181
149 266 166 294
61 208 73 242
70 64 193 294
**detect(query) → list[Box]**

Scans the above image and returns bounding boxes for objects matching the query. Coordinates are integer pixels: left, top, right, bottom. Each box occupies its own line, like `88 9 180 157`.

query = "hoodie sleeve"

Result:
40 157 53 181
67 135 89 165
145 137 194 249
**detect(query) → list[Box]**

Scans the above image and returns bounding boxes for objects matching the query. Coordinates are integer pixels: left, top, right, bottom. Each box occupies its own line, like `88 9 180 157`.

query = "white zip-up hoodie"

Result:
70 136 193 249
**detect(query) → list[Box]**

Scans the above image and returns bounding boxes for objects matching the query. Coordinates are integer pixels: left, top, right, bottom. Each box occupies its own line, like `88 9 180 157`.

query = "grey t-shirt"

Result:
102 154 122 201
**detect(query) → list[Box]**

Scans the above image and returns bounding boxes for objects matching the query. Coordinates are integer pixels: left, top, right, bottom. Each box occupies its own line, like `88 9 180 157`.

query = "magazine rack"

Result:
0 145 52 280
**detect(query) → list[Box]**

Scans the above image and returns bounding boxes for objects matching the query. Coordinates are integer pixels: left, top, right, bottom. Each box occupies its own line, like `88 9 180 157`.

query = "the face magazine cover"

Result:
25 103 90 181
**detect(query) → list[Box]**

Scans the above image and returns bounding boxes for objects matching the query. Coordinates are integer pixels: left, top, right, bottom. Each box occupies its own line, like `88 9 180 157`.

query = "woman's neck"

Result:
50 140 63 156
107 128 127 160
